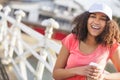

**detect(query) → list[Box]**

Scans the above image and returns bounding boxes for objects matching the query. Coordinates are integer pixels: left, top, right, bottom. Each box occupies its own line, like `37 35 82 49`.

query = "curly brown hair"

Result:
72 11 120 46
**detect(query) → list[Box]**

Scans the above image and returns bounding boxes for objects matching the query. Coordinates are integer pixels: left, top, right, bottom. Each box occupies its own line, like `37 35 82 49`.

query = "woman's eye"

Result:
100 18 107 21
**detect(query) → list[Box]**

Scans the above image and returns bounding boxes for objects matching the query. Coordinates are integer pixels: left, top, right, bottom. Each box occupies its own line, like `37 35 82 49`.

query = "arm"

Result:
104 46 120 80
52 45 76 80
52 45 100 80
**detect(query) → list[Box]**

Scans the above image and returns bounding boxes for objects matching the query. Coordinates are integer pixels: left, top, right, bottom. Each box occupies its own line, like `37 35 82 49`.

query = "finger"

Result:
86 66 95 72
86 66 100 77
92 72 99 77
88 71 100 79
90 76 98 80
87 75 97 80
85 69 94 77
88 74 99 80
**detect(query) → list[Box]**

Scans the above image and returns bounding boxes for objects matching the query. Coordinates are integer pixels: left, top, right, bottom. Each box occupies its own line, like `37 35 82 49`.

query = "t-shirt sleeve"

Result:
109 42 120 58
61 33 76 51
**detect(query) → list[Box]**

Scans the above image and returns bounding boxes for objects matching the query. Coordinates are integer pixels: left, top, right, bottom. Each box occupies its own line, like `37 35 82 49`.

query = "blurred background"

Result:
0 0 119 80
0 0 120 40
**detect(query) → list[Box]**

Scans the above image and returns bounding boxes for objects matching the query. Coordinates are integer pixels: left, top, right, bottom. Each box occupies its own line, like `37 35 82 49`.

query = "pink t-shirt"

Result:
62 33 119 80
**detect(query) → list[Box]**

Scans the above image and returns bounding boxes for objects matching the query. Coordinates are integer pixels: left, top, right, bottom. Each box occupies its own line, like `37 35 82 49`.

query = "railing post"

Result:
0 4 3 42
0 6 11 60
15 10 28 80
35 18 59 80
0 5 2 10
42 18 59 66
8 9 27 80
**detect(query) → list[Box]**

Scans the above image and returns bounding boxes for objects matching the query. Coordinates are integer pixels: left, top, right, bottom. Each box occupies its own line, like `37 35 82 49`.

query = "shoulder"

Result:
110 43 120 71
109 42 120 58
62 33 76 42
61 33 77 50
66 33 76 38
115 44 120 54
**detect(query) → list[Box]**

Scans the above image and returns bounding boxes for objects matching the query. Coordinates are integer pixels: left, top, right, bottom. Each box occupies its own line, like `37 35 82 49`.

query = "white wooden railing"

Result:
0 5 61 80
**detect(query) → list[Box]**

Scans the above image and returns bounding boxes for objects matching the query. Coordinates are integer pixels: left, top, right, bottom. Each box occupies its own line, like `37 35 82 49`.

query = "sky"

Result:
76 0 120 17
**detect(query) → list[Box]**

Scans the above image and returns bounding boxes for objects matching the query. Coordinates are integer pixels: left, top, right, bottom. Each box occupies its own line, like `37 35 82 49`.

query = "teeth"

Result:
92 26 99 29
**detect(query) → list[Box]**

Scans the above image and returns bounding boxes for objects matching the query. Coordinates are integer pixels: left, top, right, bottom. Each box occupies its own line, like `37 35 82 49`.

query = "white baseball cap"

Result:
88 3 112 20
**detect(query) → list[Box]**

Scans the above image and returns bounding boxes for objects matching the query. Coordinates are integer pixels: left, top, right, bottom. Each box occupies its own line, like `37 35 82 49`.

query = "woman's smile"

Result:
91 25 100 30
87 12 107 37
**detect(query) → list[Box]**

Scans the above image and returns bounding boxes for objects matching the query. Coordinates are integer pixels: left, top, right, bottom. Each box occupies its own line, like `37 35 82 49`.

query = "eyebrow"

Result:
90 13 107 18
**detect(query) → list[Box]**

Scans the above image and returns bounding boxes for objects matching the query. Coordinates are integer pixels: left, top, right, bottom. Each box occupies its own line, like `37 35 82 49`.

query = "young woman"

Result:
53 3 120 80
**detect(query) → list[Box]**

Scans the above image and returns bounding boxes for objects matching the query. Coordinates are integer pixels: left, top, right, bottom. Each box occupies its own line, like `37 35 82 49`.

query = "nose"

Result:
93 18 100 25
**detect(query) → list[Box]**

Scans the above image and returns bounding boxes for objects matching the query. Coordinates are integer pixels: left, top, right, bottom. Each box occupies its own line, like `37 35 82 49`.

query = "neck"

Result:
84 35 97 46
